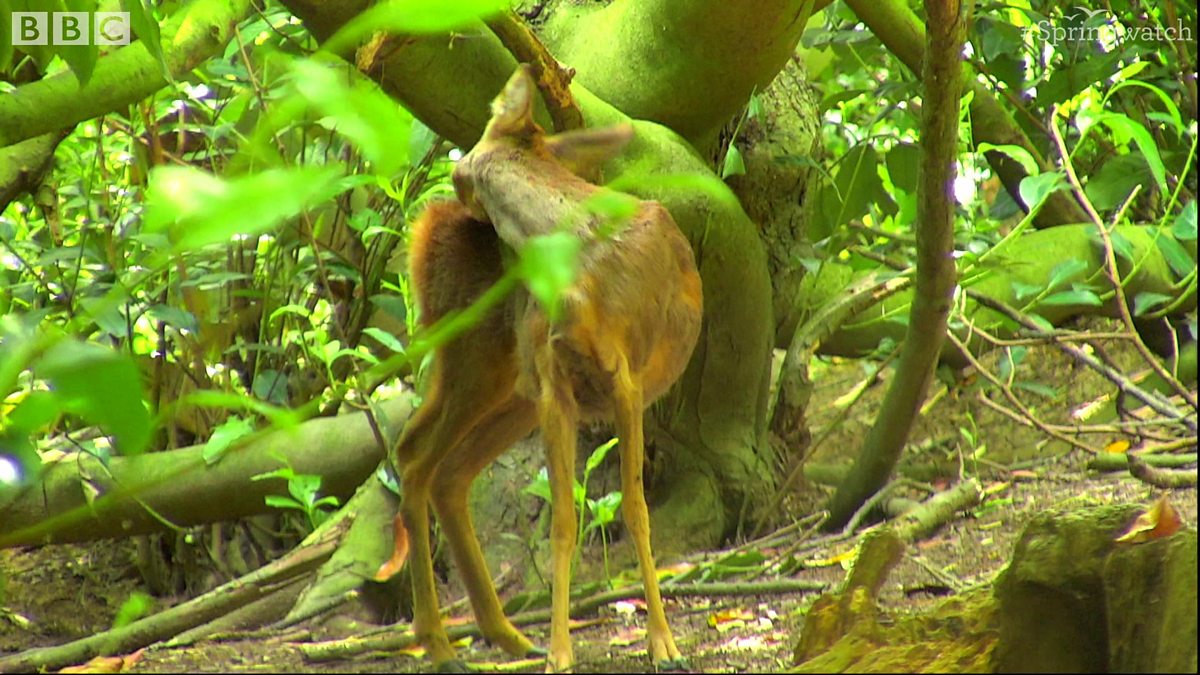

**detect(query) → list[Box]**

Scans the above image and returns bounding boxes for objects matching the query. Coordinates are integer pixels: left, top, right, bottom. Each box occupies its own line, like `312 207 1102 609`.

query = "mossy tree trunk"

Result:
283 0 815 548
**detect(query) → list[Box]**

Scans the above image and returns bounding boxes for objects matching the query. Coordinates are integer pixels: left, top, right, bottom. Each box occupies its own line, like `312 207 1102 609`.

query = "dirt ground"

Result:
2 335 1196 673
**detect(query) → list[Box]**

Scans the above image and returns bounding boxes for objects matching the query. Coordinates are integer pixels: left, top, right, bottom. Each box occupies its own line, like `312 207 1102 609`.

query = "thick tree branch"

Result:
541 0 816 147
824 0 968 529
0 396 412 547
0 0 252 148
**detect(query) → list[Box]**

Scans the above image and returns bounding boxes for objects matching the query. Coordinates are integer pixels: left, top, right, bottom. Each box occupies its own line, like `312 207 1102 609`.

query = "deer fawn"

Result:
390 65 701 671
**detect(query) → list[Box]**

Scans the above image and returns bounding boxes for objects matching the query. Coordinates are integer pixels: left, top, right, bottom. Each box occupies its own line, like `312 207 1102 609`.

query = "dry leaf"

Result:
373 515 410 582
1103 439 1131 454
1115 495 1182 543
59 650 143 674
708 608 755 633
807 548 855 568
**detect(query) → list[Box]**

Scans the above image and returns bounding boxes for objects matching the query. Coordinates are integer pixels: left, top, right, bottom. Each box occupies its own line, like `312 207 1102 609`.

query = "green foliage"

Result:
111 591 153 630
802 0 1196 284
252 459 340 531
525 437 624 577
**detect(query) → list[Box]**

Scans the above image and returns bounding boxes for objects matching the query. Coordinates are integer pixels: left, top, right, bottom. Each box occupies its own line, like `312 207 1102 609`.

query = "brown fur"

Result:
388 65 701 671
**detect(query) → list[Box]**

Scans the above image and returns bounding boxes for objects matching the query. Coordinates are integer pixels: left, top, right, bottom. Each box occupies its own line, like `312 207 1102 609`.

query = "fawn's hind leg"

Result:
532 342 582 672
430 395 540 657
397 200 516 665
394 340 519 666
611 354 684 667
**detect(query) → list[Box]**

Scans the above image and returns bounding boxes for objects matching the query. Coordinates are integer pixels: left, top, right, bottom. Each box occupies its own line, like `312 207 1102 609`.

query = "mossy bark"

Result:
320 2 791 546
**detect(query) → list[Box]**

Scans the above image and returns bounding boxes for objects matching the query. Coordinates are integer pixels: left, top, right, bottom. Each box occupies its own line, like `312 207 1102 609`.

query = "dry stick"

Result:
967 325 1182 439
298 579 825 663
485 10 583 133
1047 108 1199 411
1090 450 1197 472
1126 453 1199 488
965 290 1194 430
947 331 1098 453
0 523 344 673
890 478 983 542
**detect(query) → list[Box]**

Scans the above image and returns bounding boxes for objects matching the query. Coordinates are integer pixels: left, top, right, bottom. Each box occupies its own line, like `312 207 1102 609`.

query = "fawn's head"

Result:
453 64 635 222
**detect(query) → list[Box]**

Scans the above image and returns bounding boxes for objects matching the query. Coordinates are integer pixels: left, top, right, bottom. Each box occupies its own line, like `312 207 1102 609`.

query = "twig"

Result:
485 10 583 133
1089 449 1197 472
1126 453 1198 488
298 578 825 663
1047 108 1198 411
965 290 1194 430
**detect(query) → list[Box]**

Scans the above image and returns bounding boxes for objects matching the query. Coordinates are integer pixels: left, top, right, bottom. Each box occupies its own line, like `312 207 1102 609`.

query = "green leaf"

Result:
201 416 255 465
7 390 62 433
58 0 100 85
585 491 622 530
585 438 618 475
264 495 304 511
517 232 581 322
369 294 408 324
39 341 152 455
885 142 920 193
1173 201 1196 241
288 474 322 505
363 327 406 354
126 0 164 72
524 467 552 501
1027 313 1055 333
321 0 509 56
1084 154 1153 211
252 467 296 482
977 143 1039 175
1109 229 1135 264
585 190 639 236
1010 280 1043 302
288 59 412 176
1040 289 1103 307
409 118 438 163
1095 113 1167 194
1155 234 1195 280
1132 292 1173 317
1013 381 1060 400
1105 80 1185 137
829 144 886 226
146 304 198 333
1047 259 1088 291
1018 172 1066 210
111 592 153 630
145 165 346 251
721 145 746 179
251 369 289 405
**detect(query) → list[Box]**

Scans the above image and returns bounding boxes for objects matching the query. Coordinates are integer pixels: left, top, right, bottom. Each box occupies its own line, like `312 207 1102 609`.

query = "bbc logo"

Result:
11 12 131 46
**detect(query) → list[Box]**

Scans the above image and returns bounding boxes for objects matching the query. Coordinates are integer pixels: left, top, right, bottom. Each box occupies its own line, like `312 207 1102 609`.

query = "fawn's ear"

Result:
486 65 540 140
544 123 635 181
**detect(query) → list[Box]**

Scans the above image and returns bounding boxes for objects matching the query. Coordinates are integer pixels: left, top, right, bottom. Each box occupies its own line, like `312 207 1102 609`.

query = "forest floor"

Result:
3 326 1196 673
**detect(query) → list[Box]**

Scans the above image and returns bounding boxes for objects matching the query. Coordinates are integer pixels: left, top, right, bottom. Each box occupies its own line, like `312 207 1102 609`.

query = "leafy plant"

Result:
525 437 624 580
252 459 341 531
